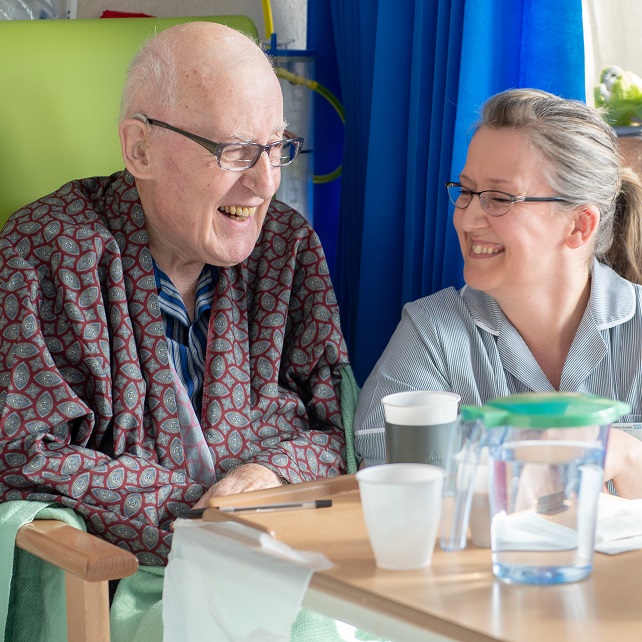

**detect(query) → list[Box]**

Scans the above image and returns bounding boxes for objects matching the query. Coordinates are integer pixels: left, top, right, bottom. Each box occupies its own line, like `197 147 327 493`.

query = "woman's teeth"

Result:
471 244 503 255
220 205 256 221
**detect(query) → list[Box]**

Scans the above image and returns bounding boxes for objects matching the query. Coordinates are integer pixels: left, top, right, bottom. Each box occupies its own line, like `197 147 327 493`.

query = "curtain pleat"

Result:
330 0 377 348
319 0 585 384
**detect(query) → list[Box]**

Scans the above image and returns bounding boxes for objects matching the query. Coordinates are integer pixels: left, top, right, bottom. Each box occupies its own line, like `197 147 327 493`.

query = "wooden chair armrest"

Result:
16 520 139 582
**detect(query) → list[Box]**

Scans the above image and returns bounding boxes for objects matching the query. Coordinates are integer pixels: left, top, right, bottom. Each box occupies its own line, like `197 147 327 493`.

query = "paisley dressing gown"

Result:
0 171 349 565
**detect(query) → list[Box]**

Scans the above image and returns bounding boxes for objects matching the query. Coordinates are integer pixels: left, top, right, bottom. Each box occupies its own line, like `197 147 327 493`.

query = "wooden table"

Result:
207 475 642 642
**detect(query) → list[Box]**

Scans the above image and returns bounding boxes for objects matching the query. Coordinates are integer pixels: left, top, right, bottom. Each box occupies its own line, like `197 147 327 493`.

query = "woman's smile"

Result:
470 243 504 256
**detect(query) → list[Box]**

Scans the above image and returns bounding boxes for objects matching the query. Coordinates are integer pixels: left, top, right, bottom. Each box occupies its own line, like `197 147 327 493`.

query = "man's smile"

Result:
219 205 257 221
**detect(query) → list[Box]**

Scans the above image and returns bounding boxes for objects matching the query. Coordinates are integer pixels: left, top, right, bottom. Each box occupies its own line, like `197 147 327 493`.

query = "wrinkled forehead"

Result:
173 45 283 132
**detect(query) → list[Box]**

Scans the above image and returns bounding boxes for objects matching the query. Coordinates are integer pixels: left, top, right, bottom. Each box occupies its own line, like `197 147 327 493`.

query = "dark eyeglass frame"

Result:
132 112 304 171
445 181 571 217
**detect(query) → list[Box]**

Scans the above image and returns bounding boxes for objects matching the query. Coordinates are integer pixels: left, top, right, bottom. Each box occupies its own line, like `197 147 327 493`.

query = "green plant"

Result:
594 66 642 127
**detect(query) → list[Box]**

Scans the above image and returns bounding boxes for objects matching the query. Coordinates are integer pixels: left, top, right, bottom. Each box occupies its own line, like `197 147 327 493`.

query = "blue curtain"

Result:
311 0 585 385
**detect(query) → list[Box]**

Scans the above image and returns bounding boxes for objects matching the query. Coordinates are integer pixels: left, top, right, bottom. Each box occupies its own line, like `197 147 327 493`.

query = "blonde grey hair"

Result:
478 88 625 259
120 34 178 122
477 89 642 284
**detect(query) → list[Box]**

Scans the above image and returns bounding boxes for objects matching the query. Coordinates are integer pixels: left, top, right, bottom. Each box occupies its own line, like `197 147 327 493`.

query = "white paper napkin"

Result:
492 510 579 552
163 519 333 642
491 494 642 556
595 493 642 555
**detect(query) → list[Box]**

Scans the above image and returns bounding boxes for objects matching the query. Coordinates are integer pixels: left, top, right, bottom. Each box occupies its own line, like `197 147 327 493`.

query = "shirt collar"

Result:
461 259 636 336
152 259 218 324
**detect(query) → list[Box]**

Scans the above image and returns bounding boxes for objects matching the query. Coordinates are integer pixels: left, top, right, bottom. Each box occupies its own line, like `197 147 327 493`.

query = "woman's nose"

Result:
459 198 490 227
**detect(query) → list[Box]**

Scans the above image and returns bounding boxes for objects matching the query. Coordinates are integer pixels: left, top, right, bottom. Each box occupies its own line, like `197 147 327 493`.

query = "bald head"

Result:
120 21 279 123
117 22 287 283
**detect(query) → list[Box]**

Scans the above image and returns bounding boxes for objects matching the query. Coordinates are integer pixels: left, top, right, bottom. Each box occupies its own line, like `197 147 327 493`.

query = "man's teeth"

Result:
471 244 503 255
220 205 256 219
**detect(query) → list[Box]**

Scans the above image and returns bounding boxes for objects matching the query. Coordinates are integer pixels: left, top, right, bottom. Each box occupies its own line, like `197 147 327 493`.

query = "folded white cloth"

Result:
492 511 579 552
594 493 642 555
163 519 333 642
492 493 642 556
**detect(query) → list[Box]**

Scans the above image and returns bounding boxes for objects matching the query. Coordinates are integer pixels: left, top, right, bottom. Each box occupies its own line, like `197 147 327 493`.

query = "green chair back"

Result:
0 16 258 227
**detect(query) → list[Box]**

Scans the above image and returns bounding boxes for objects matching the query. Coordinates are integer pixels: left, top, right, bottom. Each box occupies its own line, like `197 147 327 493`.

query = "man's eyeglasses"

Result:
445 182 571 218
132 113 304 171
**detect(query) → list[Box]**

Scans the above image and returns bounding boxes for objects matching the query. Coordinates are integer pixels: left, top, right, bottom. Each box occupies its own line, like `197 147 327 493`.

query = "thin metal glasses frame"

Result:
445 181 571 217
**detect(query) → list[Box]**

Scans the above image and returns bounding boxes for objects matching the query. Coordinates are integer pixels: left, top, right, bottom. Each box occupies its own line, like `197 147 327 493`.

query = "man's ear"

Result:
119 118 154 178
566 204 600 249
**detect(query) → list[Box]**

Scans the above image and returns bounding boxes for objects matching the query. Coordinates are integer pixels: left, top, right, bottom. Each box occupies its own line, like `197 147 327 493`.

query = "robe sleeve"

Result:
0 250 199 566
208 208 351 483
244 268 350 482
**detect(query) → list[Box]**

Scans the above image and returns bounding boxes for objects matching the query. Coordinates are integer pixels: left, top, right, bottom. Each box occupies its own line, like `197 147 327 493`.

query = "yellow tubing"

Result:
266 1 344 183
261 0 275 40
275 67 344 183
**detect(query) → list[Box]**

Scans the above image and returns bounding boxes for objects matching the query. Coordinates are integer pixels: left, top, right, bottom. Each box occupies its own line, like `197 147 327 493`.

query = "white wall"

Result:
584 0 642 105
76 0 307 49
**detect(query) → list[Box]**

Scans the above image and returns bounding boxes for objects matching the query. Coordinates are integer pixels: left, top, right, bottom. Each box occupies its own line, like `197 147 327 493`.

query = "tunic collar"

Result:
461 259 636 336
460 260 637 391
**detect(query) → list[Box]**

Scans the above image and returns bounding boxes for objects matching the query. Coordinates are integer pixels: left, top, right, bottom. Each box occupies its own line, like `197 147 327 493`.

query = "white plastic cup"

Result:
356 463 444 570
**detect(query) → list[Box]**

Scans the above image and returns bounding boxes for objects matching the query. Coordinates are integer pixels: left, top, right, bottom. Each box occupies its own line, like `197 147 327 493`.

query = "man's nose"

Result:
243 150 278 198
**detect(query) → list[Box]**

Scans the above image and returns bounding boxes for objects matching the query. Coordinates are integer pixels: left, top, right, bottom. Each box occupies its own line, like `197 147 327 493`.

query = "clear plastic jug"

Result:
440 392 629 584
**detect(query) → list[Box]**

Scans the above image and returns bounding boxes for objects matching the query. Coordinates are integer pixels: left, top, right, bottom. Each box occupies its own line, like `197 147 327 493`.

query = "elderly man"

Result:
0 22 351 565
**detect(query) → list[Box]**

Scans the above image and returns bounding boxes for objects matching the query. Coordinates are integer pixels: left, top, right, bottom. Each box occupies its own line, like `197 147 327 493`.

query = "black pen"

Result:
182 499 332 519
220 499 333 513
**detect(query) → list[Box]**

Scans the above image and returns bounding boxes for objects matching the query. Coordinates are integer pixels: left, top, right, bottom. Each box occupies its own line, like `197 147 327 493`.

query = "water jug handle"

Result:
440 417 485 551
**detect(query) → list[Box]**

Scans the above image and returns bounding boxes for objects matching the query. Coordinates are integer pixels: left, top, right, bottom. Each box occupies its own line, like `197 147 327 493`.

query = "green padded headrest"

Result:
0 16 258 226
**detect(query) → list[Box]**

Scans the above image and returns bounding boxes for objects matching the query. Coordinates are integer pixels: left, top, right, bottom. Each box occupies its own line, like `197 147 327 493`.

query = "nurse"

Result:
355 88 642 498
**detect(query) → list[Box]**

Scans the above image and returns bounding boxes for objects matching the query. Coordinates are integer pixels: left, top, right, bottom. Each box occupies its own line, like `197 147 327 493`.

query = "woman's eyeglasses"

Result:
445 182 571 217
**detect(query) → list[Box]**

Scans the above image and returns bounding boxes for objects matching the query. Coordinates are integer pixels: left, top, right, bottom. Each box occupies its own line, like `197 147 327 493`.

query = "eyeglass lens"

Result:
220 140 299 170
447 184 514 217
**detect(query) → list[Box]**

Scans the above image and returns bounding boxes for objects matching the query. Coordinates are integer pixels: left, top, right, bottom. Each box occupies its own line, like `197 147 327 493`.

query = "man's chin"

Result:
209 244 259 268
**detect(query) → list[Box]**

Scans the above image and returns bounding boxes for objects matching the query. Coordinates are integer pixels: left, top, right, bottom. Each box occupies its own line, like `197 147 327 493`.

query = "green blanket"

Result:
0 500 84 642
339 364 360 474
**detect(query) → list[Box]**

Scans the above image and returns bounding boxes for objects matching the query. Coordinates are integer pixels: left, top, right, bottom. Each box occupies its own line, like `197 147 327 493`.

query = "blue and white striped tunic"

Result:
354 260 642 467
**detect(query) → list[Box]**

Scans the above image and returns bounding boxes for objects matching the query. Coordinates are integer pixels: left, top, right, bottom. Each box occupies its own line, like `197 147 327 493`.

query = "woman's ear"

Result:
119 118 154 178
566 204 600 249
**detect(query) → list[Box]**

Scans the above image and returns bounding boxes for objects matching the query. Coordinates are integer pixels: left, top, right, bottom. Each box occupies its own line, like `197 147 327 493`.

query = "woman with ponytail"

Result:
355 88 642 497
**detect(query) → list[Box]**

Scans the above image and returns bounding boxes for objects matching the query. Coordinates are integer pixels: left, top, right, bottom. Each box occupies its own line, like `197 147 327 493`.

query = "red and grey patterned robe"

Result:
0 171 350 565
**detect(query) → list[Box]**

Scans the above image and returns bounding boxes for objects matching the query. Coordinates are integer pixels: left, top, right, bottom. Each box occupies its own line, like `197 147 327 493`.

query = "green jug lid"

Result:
460 393 630 428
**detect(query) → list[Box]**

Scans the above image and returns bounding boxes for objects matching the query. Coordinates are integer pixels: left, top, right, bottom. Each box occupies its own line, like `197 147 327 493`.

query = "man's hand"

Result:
192 464 283 509
604 429 642 498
